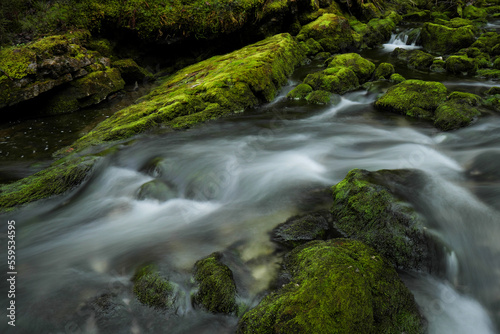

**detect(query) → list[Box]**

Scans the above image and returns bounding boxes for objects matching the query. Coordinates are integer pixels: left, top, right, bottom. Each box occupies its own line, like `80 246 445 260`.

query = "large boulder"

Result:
392 48 435 71
421 23 476 54
444 55 477 75
331 168 439 270
193 252 238 314
374 79 447 119
297 14 357 53
237 239 425 334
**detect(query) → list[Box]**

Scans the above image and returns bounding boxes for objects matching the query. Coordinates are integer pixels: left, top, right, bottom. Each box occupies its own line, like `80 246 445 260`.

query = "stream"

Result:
1 32 500 334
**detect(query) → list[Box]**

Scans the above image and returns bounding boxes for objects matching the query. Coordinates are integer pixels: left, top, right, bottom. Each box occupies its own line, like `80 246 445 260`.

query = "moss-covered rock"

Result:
463 5 487 21
471 32 500 54
421 22 476 54
42 67 125 115
430 59 446 73
112 58 154 84
287 83 313 100
297 13 356 53
445 55 477 75
434 92 482 131
374 79 447 117
70 33 305 152
390 73 406 83
302 38 324 56
136 180 176 202
271 212 331 248
0 155 98 212
373 62 395 80
327 52 375 83
331 168 435 270
193 252 237 314
132 264 174 309
476 68 500 79
303 66 360 94
392 48 435 71
306 90 335 104
349 12 401 48
237 239 425 334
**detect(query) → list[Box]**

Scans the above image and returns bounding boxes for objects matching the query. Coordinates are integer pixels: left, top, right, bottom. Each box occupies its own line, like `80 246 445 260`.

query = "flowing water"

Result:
1 33 500 334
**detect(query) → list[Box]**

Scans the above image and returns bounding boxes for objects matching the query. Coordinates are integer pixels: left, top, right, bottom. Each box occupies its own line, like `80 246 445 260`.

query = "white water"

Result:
2 84 500 333
383 30 422 52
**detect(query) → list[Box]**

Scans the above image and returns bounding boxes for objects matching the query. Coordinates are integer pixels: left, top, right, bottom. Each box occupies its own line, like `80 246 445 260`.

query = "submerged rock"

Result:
237 239 425 334
193 252 238 314
465 150 500 182
331 168 438 270
136 180 176 202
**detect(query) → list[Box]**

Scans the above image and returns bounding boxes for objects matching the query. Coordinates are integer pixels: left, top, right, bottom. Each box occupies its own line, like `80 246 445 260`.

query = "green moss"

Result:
476 68 500 79
434 92 482 131
471 32 500 54
463 5 487 21
421 23 476 54
305 90 334 104
287 83 313 100
132 264 174 309
0 155 99 212
69 33 304 151
112 58 154 84
303 38 324 56
403 10 430 22
430 59 446 73
237 239 424 334
331 169 431 270
389 73 406 83
304 67 360 94
374 63 395 80
434 17 474 29
296 13 356 53
193 252 237 314
374 79 447 116
327 53 375 83
445 55 477 75
392 48 436 71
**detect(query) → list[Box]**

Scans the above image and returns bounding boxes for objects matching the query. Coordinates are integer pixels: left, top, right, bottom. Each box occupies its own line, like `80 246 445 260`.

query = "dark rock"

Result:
271 212 333 248
465 150 500 182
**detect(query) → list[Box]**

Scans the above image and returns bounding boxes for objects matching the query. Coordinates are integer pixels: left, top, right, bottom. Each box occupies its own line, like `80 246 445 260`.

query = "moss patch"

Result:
421 23 476 54
132 264 174 309
237 239 425 334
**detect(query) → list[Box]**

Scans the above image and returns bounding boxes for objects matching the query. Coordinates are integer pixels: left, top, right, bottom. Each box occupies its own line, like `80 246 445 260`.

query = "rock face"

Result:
193 252 237 314
0 32 124 112
331 168 438 271
297 14 357 53
237 239 425 334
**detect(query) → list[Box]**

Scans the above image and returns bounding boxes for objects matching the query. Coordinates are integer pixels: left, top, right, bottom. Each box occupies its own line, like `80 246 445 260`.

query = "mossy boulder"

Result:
351 12 402 49
112 58 154 84
434 92 482 131
476 68 500 80
430 59 446 73
287 83 313 100
193 252 237 314
374 79 447 117
70 33 305 152
271 212 331 248
470 32 500 54
331 168 436 270
0 155 98 212
0 32 113 110
445 55 477 75
305 90 335 104
303 67 360 94
373 62 395 80
327 53 375 83
41 68 125 115
132 265 175 309
421 23 476 54
302 38 324 56
463 5 487 21
237 239 425 334
392 48 435 71
297 13 356 53
390 73 406 83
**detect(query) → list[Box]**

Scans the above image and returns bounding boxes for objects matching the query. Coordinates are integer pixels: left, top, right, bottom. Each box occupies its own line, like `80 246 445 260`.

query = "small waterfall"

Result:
383 28 421 52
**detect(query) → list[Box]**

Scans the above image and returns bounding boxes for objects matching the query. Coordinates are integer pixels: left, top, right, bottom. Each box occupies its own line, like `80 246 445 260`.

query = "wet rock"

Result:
271 212 332 248
112 58 154 84
326 52 376 83
373 62 395 80
136 180 176 202
434 92 482 131
445 55 477 75
193 252 237 314
237 239 425 334
305 90 336 104
297 14 357 53
287 83 313 100
350 12 401 48
421 22 476 54
389 73 406 83
304 67 359 95
392 48 435 71
374 79 447 118
331 168 440 271
132 264 175 309
465 150 500 182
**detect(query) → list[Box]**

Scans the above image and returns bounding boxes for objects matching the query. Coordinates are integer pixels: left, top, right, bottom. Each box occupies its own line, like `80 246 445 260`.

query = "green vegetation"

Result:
287 83 313 100
445 55 477 75
193 252 237 314
392 48 435 71
374 62 395 80
434 92 482 131
421 22 476 54
237 239 424 334
132 264 175 309
305 90 336 104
